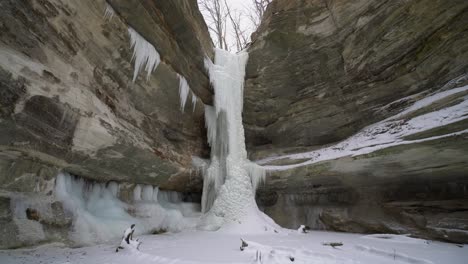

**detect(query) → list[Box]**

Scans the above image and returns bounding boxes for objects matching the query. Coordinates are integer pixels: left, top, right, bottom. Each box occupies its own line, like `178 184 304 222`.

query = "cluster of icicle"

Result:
128 27 161 82
55 173 197 245
103 3 198 111
178 74 198 112
197 49 266 230
104 3 115 21
103 3 160 82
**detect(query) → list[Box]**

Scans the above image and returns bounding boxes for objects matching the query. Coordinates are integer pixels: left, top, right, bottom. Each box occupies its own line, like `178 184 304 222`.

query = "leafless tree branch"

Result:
199 0 272 51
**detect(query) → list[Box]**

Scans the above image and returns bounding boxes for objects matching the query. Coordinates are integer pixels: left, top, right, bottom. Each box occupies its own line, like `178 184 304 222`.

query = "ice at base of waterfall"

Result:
53 172 199 245
1 230 466 264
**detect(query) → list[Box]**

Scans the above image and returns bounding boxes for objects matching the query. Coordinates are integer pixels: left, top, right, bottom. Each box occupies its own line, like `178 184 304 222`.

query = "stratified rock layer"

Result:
245 0 468 152
0 0 213 192
246 0 468 243
0 0 212 248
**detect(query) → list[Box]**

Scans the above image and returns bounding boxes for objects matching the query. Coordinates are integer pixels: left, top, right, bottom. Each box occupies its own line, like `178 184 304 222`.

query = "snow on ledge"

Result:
258 85 468 171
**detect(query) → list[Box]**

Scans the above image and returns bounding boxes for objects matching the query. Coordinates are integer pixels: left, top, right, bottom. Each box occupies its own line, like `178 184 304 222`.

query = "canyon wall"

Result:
246 0 468 243
0 0 212 248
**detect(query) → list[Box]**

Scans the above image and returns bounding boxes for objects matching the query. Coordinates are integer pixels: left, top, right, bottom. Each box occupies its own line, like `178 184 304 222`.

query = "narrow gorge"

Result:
0 0 467 263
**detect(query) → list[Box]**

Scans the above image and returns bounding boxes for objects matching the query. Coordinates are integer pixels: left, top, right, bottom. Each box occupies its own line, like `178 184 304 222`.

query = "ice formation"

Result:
128 27 161 82
178 74 190 112
54 173 198 245
178 74 199 113
199 49 273 232
133 184 142 201
141 185 155 202
104 3 115 20
191 93 198 112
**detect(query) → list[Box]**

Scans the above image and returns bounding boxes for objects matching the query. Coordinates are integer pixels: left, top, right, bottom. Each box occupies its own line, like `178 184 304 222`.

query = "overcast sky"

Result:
199 0 257 51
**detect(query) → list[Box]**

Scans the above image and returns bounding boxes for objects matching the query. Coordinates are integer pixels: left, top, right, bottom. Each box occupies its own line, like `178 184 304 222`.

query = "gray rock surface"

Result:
0 0 213 192
1 0 467 248
245 0 468 153
247 0 468 243
258 130 468 243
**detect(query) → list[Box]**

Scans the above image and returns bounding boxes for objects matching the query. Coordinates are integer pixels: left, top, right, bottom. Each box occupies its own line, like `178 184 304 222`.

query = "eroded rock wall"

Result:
247 0 468 243
245 0 468 153
0 0 212 248
0 0 213 192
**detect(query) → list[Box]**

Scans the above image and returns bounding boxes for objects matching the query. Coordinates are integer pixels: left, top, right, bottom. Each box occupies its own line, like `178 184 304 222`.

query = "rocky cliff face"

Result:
245 0 468 152
0 0 212 248
0 0 213 191
246 0 468 243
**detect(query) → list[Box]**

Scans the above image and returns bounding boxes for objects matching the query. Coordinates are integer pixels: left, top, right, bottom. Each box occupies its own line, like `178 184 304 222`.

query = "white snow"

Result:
390 85 468 120
128 27 161 82
257 85 468 170
1 230 466 264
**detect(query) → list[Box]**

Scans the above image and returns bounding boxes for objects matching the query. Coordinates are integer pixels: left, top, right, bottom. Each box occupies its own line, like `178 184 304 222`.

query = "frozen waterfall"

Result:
199 49 273 233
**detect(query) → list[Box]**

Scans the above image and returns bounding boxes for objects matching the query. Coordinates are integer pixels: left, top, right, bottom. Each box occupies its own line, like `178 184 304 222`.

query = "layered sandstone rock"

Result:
0 0 212 248
246 0 468 243
0 0 213 192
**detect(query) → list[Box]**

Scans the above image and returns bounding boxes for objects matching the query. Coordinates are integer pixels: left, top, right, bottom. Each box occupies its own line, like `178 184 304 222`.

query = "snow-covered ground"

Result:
1 230 466 264
257 85 468 170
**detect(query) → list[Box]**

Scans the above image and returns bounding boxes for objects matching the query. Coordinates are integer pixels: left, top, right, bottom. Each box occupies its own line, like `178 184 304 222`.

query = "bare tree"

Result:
223 0 249 51
199 0 228 50
199 0 271 52
248 0 271 28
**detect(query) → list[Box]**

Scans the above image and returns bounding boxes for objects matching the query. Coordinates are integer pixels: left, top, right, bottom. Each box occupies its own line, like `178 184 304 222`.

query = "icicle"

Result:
204 56 214 76
192 93 198 112
152 186 159 202
246 162 266 192
204 105 217 148
128 27 161 82
178 74 190 112
107 181 119 197
133 184 142 201
54 172 199 244
141 185 154 201
158 190 183 204
104 3 115 20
